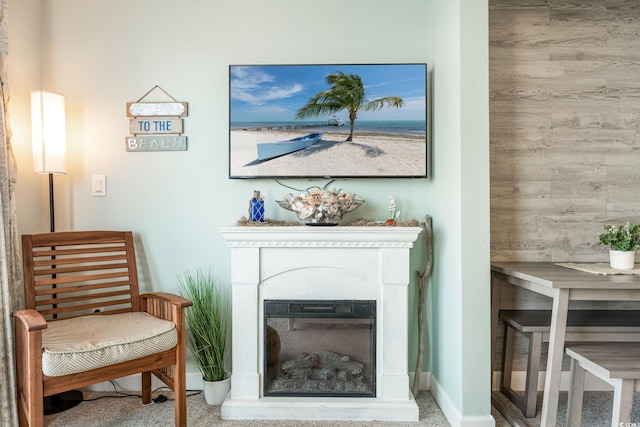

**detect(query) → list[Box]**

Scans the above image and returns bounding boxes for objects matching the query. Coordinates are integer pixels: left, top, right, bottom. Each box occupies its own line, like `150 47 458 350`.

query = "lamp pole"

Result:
49 173 55 232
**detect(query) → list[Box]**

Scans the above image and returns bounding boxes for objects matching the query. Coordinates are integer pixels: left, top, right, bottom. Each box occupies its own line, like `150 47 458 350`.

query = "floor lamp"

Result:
31 90 83 414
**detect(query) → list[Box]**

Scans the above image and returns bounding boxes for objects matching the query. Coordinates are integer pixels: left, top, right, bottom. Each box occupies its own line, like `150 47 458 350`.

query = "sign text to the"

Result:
130 117 183 134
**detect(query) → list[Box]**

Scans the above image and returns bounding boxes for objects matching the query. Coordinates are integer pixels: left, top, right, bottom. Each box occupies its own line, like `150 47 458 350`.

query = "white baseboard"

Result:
491 370 617 392
430 374 495 427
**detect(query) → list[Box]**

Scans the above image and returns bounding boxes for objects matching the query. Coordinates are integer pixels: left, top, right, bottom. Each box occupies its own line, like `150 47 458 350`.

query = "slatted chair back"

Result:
22 231 140 320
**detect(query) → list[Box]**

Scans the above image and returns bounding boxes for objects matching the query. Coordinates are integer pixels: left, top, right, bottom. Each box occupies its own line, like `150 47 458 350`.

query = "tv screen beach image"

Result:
229 64 427 178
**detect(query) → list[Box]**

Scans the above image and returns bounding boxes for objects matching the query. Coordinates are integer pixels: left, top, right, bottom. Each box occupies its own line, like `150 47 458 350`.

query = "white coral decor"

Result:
277 189 365 224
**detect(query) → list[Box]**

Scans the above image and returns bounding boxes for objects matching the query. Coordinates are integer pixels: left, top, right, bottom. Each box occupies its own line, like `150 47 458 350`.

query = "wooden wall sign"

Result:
127 102 188 117
126 136 187 151
129 118 183 134
126 86 188 152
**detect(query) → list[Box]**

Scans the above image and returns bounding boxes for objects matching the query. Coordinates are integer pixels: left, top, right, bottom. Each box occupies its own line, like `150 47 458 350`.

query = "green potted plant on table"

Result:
178 269 230 405
598 222 640 270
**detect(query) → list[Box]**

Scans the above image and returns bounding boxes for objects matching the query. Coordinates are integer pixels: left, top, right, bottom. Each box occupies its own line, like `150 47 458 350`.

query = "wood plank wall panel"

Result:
490 0 640 263
490 0 640 372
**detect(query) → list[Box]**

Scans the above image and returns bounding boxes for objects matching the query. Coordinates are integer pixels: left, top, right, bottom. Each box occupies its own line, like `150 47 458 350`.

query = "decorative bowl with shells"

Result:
276 188 365 225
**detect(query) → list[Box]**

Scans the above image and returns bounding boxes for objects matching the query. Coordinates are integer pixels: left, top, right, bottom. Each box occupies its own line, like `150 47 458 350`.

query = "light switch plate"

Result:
92 174 106 196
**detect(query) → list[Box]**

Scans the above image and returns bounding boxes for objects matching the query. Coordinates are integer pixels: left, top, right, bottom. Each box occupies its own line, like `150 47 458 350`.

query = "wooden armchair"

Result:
12 231 192 427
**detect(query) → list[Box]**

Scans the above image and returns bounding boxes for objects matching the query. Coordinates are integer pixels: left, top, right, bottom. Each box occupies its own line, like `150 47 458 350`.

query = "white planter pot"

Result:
609 250 636 270
203 375 231 405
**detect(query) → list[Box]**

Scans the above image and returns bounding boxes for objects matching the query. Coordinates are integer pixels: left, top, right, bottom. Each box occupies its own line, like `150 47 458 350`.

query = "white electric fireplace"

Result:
220 226 421 421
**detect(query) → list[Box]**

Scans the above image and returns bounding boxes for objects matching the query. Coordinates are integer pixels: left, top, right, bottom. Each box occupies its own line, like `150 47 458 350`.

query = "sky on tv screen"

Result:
230 64 426 123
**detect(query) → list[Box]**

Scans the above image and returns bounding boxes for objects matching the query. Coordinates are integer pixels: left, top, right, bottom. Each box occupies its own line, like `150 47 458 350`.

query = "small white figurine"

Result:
387 195 400 225
388 195 396 216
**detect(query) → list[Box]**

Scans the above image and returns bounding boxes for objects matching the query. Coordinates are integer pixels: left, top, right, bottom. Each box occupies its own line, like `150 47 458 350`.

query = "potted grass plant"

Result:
177 269 230 404
598 222 640 270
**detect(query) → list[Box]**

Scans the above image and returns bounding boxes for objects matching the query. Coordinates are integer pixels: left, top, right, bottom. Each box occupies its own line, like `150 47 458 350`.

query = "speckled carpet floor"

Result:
44 390 453 426
492 390 640 426
42 388 640 426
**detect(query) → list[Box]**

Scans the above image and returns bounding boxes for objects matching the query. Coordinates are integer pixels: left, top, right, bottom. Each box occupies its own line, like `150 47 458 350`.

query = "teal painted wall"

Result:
428 0 491 420
10 0 491 422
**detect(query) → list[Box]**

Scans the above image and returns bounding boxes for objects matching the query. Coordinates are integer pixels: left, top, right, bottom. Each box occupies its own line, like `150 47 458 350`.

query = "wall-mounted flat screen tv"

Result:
229 63 428 179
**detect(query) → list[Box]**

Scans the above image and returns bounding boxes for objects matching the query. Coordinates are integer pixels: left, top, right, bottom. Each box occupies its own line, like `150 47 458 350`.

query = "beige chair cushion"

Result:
42 312 177 377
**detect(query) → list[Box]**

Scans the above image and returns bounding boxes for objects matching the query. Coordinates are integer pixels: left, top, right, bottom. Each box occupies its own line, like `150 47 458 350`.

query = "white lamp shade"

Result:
31 90 67 174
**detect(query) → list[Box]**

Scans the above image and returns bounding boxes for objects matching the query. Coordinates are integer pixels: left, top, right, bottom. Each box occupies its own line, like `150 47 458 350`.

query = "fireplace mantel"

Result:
220 225 421 247
220 226 421 421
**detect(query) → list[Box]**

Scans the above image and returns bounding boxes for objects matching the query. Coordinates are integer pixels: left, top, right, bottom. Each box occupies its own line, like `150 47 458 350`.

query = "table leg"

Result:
540 289 569 427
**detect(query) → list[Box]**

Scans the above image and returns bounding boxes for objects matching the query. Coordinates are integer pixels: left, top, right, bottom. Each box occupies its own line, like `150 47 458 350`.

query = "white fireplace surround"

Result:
220 226 422 421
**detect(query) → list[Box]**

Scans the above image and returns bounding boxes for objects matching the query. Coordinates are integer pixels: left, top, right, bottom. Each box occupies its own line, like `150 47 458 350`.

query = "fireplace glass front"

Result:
263 300 376 397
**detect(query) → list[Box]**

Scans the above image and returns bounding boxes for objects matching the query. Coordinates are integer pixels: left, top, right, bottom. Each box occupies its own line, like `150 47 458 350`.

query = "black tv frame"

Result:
229 63 428 179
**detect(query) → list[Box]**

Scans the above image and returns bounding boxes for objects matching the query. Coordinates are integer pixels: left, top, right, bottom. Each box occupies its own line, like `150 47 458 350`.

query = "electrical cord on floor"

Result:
81 380 202 403
150 385 202 402
153 394 168 403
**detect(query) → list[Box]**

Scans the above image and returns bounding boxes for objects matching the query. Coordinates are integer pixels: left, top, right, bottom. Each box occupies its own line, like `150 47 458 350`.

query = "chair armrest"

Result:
12 309 47 332
140 292 192 324
141 292 192 308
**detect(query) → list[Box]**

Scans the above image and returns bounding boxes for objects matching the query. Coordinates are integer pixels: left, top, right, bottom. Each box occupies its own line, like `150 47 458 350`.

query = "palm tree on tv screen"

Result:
295 71 404 141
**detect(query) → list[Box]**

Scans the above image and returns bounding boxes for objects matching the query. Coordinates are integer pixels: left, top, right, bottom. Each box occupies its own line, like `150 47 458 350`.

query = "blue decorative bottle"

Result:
249 190 265 222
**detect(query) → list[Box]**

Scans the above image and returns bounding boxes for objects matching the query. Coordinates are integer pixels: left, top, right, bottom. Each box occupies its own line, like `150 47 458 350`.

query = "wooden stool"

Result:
565 342 640 427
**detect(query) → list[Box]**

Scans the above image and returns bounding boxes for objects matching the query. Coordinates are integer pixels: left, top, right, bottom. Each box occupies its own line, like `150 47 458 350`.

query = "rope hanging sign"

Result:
125 85 189 152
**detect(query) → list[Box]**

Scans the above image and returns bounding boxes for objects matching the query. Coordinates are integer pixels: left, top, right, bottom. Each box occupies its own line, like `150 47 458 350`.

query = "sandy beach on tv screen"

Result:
229 129 427 177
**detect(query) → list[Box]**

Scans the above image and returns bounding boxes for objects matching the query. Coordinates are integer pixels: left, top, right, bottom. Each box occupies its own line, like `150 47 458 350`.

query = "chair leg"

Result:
501 323 515 393
523 331 542 417
141 372 152 405
612 379 634 427
174 326 188 427
174 362 187 427
15 325 44 427
18 381 44 427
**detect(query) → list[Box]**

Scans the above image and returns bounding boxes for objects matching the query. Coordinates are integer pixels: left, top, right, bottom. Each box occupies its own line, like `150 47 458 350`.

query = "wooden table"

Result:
491 262 640 427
